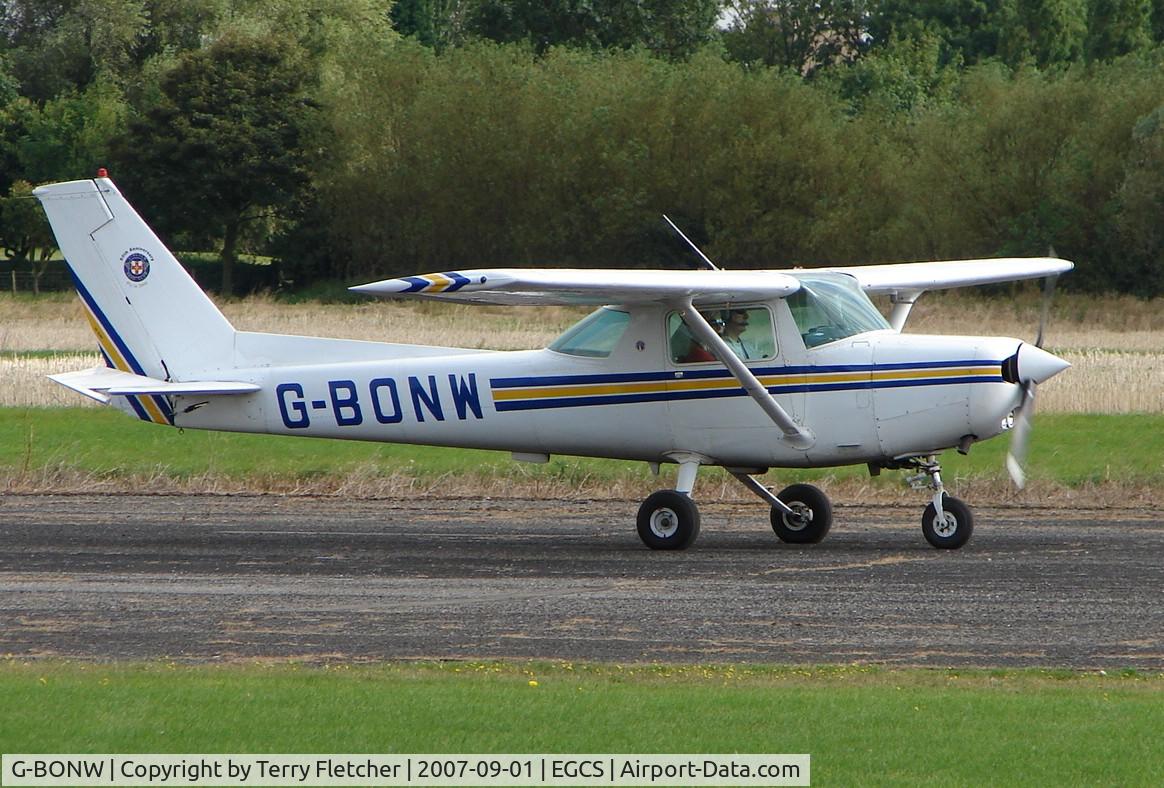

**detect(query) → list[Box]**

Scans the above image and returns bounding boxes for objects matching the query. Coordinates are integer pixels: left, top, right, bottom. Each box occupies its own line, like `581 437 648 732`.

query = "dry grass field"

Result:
2 290 1163 412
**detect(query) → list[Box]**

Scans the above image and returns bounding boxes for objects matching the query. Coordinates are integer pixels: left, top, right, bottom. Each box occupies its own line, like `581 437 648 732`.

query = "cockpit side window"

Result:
548 307 630 357
787 273 890 348
667 307 776 363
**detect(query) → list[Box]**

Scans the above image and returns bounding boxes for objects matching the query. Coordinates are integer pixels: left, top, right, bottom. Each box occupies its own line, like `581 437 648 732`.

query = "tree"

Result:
1 0 150 101
868 0 1089 69
1115 107 1164 294
0 55 19 107
996 0 1088 67
828 29 963 114
866 0 1010 66
0 180 56 292
1086 0 1154 60
466 0 722 59
115 34 320 294
7 79 128 184
721 0 870 75
390 0 473 50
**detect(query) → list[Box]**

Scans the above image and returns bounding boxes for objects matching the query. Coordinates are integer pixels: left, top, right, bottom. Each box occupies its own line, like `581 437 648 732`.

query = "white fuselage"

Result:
171 301 1025 470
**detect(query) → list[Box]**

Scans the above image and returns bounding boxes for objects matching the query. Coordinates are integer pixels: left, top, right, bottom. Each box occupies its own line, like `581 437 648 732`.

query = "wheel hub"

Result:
783 503 812 531
649 508 679 538
933 512 959 538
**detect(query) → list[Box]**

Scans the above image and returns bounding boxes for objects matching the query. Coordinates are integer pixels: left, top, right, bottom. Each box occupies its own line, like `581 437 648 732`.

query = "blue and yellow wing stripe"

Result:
393 272 474 294
490 361 1003 412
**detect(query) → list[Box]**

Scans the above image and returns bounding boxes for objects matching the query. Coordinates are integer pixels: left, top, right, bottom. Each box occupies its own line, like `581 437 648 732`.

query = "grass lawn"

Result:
2 407 1164 495
1 661 1162 786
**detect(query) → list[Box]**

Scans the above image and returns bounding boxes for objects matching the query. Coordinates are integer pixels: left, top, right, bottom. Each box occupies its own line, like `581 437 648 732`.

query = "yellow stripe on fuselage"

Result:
869 366 997 382
492 380 669 401
492 365 999 402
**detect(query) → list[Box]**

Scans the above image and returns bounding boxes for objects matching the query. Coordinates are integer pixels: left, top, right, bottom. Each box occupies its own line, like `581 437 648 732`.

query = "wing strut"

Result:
676 300 815 450
888 289 923 332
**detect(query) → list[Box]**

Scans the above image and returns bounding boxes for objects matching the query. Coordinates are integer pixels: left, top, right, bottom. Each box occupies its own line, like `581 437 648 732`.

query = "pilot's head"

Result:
722 309 749 335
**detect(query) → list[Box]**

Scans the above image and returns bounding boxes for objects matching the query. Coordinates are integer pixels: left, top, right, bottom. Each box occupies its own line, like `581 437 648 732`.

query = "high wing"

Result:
352 258 1072 306
350 268 802 306
826 256 1074 295
825 256 1073 331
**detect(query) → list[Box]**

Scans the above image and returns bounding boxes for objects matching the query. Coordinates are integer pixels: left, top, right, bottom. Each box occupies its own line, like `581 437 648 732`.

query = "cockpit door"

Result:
664 305 805 463
783 274 884 458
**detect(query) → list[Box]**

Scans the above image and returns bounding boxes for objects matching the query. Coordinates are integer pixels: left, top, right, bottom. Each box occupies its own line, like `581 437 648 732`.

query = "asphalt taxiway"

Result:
1 494 1161 668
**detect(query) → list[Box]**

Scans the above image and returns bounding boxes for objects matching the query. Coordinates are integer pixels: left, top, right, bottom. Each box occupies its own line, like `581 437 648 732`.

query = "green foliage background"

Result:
2 1 1164 294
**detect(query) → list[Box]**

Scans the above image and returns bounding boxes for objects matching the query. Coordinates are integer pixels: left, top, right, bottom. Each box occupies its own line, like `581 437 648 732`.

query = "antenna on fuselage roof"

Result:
663 215 721 271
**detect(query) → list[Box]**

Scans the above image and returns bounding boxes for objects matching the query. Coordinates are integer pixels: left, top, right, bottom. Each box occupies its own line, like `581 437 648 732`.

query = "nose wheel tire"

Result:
771 483 832 544
922 495 974 549
637 490 701 550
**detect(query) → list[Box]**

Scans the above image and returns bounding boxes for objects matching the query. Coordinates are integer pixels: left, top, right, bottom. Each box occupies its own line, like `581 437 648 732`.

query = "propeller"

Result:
1005 274 1061 489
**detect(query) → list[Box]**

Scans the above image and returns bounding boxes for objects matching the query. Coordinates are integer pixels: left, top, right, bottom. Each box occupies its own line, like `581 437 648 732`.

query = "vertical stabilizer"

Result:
34 177 237 389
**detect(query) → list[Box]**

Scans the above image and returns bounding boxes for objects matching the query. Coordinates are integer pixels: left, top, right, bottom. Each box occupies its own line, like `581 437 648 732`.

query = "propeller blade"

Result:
1006 383 1035 489
1007 269 1061 488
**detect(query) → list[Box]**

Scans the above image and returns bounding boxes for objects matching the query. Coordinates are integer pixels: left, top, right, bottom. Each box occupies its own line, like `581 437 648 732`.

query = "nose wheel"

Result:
922 495 974 549
907 457 974 549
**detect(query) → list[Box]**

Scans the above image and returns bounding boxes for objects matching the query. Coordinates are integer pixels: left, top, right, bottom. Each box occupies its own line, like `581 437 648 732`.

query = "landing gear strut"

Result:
771 483 833 543
732 472 833 544
906 457 974 549
637 455 704 550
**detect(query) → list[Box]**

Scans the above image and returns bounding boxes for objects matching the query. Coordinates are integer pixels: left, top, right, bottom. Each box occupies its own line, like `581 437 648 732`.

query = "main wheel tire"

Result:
636 490 701 550
922 495 974 549
771 483 833 544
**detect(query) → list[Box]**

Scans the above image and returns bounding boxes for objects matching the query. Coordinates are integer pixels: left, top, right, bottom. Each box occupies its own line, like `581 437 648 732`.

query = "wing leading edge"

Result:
350 268 802 306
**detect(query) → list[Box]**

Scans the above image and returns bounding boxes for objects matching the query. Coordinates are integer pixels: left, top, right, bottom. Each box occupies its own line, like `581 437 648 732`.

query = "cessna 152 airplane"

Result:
35 175 1072 551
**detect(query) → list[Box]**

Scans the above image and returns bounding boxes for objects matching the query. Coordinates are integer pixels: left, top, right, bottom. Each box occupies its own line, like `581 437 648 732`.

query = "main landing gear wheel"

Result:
637 490 701 550
922 495 974 549
771 483 832 544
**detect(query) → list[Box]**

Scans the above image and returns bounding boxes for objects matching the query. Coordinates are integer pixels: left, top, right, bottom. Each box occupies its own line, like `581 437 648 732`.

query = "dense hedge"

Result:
3 3 1164 295
314 43 1164 294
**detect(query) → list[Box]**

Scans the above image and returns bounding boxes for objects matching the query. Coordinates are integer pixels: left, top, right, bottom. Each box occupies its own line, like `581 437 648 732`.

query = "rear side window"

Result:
549 308 630 357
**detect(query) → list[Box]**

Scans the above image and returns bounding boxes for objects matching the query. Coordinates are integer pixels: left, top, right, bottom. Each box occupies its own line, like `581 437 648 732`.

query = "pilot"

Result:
676 311 721 362
721 309 757 359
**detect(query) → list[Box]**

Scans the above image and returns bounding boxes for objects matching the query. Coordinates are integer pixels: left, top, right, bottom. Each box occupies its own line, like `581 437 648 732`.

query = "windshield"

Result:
548 307 630 357
787 272 890 348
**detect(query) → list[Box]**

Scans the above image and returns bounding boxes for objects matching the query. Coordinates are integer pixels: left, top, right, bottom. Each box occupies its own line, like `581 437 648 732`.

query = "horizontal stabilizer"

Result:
50 367 260 404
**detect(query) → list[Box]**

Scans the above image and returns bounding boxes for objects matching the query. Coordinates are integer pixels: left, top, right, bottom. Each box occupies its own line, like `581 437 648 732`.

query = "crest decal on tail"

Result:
122 248 152 283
